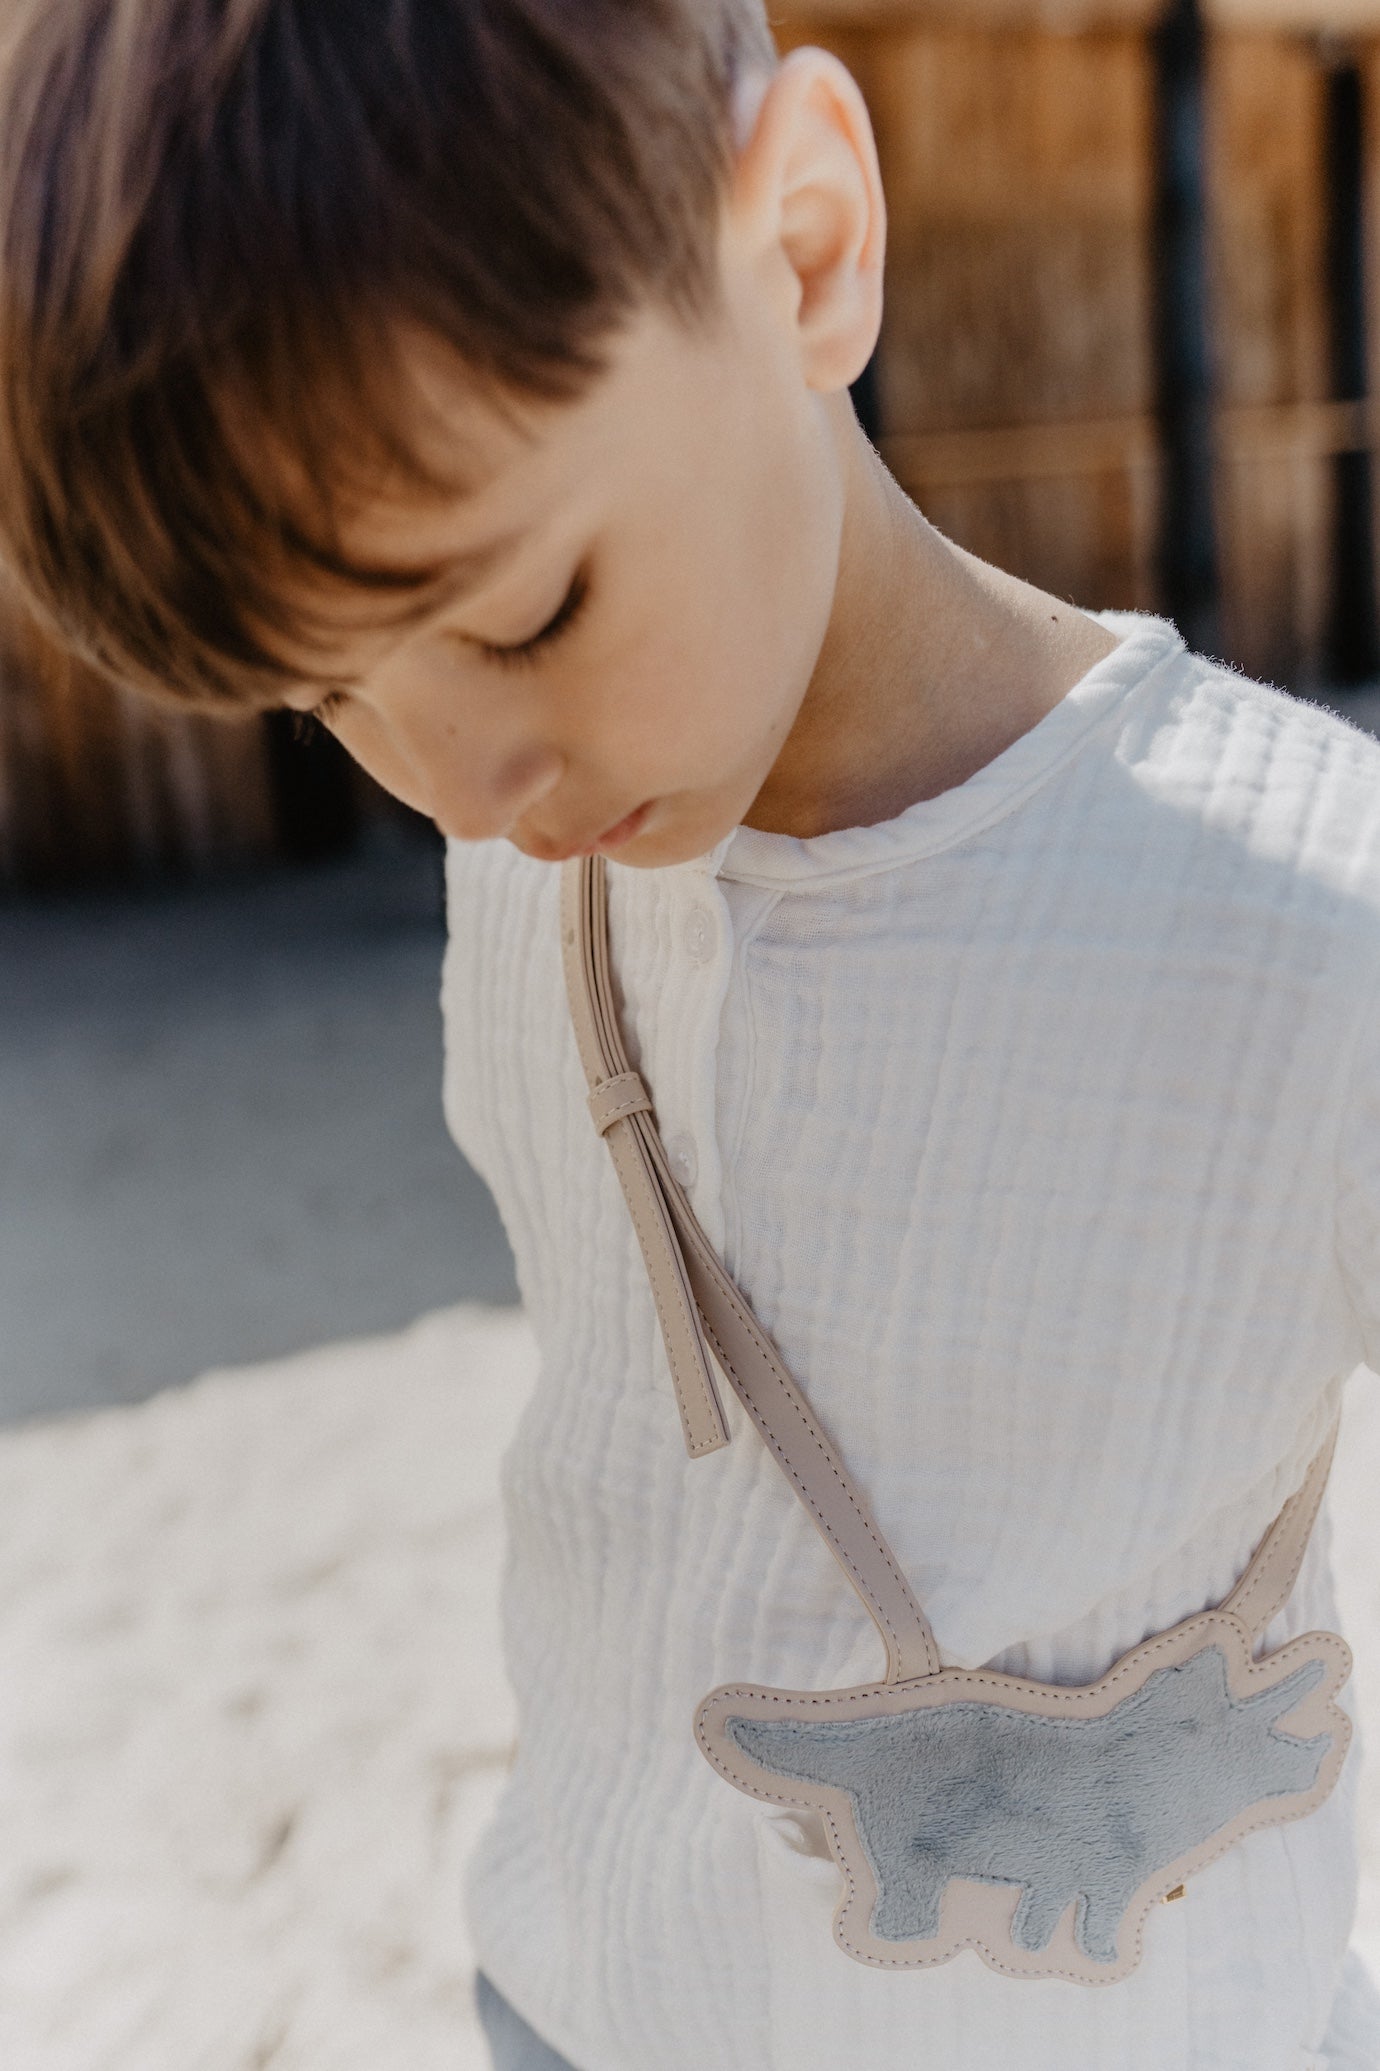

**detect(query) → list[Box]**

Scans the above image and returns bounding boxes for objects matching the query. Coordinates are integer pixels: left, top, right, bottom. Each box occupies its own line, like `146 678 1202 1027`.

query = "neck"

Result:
744 400 1122 839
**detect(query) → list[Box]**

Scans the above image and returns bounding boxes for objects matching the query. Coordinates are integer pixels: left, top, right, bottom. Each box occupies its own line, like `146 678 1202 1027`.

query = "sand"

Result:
0 1302 1375 2070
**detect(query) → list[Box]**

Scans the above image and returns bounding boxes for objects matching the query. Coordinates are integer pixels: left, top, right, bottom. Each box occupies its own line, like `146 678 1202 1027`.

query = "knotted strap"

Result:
559 856 940 1681
559 856 731 1462
559 855 1340 1679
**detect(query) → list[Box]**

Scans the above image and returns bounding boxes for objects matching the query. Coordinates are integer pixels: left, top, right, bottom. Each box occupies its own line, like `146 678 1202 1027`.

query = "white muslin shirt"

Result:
441 610 1380 2069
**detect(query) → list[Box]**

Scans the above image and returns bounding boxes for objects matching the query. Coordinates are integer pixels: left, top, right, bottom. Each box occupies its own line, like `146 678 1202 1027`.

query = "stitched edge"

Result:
589 1086 653 1132
568 857 938 1605
699 1621 1351 1714
561 867 727 1457
695 1632 1353 1983
610 1128 727 1457
1226 1444 1335 1640
690 1292 937 1678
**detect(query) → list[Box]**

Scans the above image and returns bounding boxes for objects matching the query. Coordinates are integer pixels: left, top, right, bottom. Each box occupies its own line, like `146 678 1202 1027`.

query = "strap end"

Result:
667 1326 732 1458
679 1362 732 1458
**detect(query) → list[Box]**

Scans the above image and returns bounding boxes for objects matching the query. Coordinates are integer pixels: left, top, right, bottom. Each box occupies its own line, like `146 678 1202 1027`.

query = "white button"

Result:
666 1133 698 1189
683 903 715 964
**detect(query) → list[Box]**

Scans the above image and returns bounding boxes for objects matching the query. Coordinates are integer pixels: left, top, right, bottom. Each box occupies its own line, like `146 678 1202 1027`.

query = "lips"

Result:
527 800 653 863
590 800 652 852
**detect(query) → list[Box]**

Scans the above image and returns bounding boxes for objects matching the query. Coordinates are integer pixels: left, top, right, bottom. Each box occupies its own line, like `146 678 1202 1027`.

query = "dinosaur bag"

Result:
558 855 1353 1987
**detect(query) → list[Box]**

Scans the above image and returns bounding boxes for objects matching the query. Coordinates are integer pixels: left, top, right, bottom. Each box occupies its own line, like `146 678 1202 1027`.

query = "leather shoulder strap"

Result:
559 856 731 1460
1221 1415 1340 1646
559 855 1339 1679
560 856 939 1681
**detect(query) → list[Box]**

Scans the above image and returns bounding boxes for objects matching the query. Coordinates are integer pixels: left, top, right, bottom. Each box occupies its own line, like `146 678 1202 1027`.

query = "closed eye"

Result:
477 568 590 670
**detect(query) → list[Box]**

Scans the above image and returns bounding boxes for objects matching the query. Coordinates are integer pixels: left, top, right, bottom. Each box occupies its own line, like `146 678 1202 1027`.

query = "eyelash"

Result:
298 688 349 736
300 567 590 724
476 569 590 671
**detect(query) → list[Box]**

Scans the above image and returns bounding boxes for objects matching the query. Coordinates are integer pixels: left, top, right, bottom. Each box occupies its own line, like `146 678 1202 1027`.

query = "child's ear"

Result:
725 47 886 396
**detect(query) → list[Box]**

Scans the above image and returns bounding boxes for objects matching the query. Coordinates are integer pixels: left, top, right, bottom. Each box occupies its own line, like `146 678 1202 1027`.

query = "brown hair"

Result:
0 0 778 709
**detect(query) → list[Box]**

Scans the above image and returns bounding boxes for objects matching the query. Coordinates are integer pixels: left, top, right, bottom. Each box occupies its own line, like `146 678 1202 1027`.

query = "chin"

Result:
514 796 743 872
613 815 735 871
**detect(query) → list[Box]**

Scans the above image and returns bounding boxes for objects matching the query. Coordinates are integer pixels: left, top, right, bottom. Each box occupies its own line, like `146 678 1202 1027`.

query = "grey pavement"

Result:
1 819 518 1424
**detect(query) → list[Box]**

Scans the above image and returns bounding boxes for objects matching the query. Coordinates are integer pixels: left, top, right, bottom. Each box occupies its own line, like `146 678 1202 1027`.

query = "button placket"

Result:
682 902 715 965
665 1133 698 1190
636 879 725 1240
665 894 720 1198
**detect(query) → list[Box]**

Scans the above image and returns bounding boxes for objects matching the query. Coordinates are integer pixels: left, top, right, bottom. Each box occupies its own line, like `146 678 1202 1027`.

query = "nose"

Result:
429 743 566 844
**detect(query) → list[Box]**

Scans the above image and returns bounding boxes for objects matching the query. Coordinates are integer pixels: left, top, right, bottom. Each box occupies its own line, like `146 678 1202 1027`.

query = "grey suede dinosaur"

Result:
727 1644 1329 1965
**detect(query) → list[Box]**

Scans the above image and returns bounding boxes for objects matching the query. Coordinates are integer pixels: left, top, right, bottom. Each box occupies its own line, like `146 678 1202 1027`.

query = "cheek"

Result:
637 497 836 768
635 405 838 759
597 595 810 798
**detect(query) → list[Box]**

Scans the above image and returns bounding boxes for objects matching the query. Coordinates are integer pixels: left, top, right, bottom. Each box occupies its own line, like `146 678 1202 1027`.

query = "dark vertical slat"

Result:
262 712 362 864
1151 0 1221 658
1322 53 1380 686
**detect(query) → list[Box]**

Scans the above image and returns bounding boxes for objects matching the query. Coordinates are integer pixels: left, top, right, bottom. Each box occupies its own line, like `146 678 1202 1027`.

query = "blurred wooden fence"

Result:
0 595 274 889
780 0 1380 695
0 591 375 890
4 0 1380 886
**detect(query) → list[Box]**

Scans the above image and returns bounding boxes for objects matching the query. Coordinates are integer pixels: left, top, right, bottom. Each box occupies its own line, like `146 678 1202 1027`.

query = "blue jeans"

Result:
473 1971 581 2070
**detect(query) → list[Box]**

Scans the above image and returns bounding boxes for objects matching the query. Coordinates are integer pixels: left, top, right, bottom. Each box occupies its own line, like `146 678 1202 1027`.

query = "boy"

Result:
0 1 1377 2064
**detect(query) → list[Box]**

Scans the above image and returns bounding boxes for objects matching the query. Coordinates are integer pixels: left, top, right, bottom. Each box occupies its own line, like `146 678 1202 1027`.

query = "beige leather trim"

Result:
586 1070 653 1135
695 1609 1353 1985
561 855 938 1680
559 859 730 1459
1222 1417 1339 1644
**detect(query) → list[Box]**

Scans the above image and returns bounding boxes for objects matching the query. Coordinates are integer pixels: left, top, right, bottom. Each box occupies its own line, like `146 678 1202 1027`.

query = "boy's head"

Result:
0 0 886 866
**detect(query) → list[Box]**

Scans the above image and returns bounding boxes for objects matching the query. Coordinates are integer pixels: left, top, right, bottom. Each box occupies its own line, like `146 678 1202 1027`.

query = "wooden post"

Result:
0 587 279 893
1152 0 1223 655
1322 46 1380 680
262 712 364 865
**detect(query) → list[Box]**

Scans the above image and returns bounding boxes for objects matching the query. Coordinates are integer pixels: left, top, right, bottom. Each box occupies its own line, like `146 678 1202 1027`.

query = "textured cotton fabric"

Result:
441 610 1380 2070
